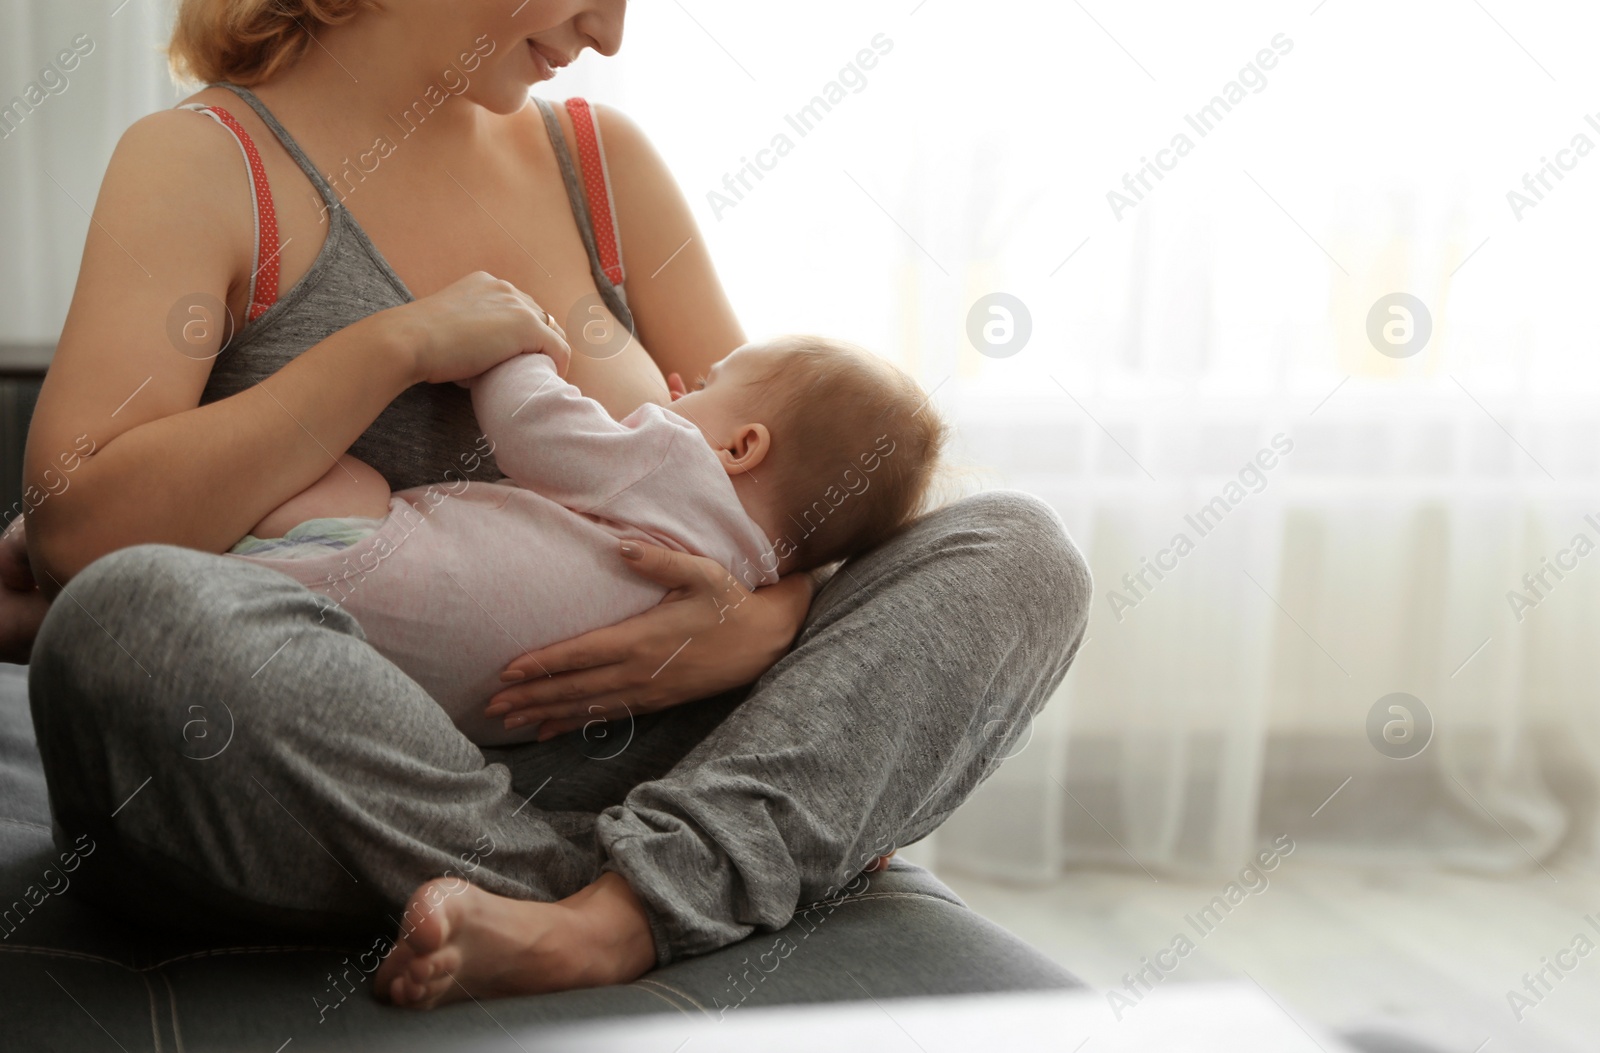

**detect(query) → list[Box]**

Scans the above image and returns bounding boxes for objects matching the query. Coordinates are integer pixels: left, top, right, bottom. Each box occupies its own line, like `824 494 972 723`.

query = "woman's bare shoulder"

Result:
584 103 685 227
527 98 660 179
113 98 249 177
581 103 746 377
590 103 662 173
105 111 247 209
96 99 255 273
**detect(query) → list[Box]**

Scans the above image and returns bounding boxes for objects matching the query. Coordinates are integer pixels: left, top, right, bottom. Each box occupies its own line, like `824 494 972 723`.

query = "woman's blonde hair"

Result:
168 0 379 86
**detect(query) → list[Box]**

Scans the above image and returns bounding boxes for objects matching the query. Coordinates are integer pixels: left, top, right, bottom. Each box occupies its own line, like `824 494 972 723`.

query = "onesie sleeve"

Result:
467 352 682 513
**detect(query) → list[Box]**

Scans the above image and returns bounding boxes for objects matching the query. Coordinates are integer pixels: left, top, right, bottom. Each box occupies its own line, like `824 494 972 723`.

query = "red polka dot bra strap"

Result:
180 103 282 322
564 97 625 288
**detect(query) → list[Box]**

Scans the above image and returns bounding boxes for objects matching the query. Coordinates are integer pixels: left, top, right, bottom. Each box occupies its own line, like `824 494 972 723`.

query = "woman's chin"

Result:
473 84 546 115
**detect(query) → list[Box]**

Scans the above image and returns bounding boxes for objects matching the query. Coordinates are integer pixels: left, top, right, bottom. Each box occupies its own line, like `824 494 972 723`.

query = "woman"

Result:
11 0 1091 1008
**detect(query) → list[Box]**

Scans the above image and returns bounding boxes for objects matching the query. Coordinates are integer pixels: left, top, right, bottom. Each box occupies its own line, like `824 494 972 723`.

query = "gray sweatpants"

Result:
27 491 1090 964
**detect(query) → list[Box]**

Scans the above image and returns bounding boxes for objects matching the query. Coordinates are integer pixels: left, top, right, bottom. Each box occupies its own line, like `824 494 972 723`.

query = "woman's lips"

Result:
527 40 569 82
527 39 554 81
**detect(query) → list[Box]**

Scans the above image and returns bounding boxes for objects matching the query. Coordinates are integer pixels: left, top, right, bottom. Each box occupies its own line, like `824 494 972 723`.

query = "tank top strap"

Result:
178 102 282 321
562 97 625 289
535 96 634 334
208 82 346 213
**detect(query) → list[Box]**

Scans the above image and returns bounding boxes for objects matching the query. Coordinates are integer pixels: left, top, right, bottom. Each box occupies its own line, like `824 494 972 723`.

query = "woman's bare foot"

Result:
373 872 657 1009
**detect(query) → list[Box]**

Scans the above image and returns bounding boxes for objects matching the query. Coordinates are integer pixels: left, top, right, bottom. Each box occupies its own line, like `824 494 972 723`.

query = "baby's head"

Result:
667 336 946 573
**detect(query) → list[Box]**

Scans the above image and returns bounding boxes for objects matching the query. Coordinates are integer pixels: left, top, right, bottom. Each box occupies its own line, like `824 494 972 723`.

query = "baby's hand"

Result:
665 372 688 401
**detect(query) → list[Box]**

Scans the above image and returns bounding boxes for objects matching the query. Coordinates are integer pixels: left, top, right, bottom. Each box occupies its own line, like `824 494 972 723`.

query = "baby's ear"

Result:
719 423 771 476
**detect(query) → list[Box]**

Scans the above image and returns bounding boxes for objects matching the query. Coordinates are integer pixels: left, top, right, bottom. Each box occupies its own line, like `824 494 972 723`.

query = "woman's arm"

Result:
25 110 419 589
26 111 565 592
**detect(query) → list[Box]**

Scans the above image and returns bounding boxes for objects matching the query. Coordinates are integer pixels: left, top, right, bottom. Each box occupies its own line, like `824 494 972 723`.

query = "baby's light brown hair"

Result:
748 336 947 572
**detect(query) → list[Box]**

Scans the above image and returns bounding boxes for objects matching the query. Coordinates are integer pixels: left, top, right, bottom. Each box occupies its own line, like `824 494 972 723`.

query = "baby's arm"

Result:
468 353 680 512
248 454 392 539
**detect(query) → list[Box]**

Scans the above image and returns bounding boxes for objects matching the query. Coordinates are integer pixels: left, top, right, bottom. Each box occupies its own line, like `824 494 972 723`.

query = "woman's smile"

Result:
528 39 570 81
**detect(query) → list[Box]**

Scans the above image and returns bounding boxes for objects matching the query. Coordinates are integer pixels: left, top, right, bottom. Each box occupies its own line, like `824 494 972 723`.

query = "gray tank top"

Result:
198 83 633 491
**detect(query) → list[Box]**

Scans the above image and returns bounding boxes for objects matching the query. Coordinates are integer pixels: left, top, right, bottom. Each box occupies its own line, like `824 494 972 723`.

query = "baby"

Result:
228 336 946 745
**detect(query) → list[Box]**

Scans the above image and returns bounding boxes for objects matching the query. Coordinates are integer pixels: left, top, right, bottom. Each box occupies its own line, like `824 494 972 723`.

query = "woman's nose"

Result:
580 0 627 57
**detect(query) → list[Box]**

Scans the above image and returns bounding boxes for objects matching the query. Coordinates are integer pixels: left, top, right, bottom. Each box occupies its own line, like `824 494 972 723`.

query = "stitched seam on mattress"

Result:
150 944 352 969
0 944 135 968
162 969 186 1053
143 970 164 1053
627 972 697 1011
632 977 706 1013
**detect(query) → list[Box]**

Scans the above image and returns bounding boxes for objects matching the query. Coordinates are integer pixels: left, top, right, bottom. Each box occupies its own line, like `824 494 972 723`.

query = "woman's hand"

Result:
486 541 815 740
391 271 571 385
0 518 50 664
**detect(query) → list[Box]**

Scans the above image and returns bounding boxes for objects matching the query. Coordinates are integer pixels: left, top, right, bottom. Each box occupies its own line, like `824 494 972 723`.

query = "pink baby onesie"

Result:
230 353 779 745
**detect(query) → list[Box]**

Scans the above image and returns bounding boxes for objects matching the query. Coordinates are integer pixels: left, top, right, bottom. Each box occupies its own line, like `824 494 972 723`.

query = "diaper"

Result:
229 516 386 559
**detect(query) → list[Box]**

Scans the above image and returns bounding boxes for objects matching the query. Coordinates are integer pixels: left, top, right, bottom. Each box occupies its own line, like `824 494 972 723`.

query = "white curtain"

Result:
0 0 180 343
575 0 1600 881
8 0 1599 882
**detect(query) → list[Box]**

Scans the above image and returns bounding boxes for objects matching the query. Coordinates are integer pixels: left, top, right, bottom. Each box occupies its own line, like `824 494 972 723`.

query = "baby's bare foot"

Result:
373 872 656 1009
